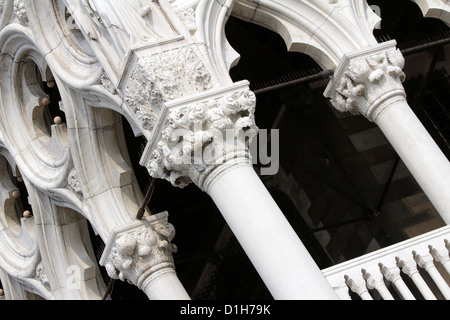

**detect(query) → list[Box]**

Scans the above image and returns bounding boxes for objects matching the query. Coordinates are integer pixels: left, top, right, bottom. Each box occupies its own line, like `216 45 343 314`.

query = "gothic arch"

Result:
30 192 106 300
411 0 450 26
59 83 148 240
231 0 381 69
0 23 73 193
0 148 50 299
1 0 447 300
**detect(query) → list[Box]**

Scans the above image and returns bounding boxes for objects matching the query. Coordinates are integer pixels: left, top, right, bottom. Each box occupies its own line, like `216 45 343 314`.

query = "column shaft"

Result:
375 98 450 223
206 161 338 300
141 268 191 300
324 40 450 225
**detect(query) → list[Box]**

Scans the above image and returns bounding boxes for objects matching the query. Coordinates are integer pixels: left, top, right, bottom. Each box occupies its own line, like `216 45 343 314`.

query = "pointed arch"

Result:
411 0 450 26
232 0 380 69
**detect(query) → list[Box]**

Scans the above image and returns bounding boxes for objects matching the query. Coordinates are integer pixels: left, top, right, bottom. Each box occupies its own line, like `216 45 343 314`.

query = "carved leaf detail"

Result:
330 48 406 121
13 0 27 23
147 89 258 188
104 222 177 284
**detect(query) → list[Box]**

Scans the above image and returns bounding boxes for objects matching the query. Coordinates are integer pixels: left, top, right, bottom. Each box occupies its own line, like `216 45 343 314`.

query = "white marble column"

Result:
99 212 191 300
204 158 338 299
142 82 338 300
324 40 450 224
79 1 338 298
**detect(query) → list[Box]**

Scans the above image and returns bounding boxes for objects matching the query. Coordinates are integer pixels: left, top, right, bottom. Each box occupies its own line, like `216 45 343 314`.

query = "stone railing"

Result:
322 226 450 300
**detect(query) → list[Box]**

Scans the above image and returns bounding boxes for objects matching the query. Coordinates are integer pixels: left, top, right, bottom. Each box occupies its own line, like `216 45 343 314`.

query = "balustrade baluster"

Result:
429 244 450 275
323 228 450 300
414 251 450 299
397 257 437 300
362 269 394 300
345 275 373 300
380 263 416 300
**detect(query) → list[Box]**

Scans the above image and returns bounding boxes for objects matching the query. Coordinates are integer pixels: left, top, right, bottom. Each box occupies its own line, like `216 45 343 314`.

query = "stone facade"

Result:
0 0 449 300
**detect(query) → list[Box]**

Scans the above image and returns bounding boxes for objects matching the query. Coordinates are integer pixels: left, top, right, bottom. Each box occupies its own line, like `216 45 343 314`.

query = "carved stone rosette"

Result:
324 40 406 122
99 212 178 290
140 81 258 190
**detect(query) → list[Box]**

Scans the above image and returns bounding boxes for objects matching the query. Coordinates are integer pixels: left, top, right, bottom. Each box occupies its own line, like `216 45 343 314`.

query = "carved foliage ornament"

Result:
123 45 213 131
168 0 198 33
68 169 83 197
147 88 257 189
175 7 196 33
13 0 27 23
36 262 50 290
103 217 177 286
330 48 406 122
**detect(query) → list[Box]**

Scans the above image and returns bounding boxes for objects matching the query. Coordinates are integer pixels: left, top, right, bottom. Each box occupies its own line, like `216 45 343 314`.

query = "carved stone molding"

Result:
99 212 178 290
324 40 406 122
140 81 258 190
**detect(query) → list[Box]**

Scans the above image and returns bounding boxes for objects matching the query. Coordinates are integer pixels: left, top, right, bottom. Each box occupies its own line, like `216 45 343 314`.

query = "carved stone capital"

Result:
380 264 402 283
362 269 385 290
344 275 369 297
413 251 435 271
324 40 406 122
396 258 419 277
429 245 450 265
140 81 258 190
99 212 177 290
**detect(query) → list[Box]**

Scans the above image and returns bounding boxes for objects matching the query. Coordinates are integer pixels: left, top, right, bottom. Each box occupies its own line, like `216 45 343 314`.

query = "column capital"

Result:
396 258 419 277
413 251 436 271
380 264 402 283
139 81 258 190
324 40 407 122
362 269 385 290
99 212 178 290
344 275 369 297
429 245 450 265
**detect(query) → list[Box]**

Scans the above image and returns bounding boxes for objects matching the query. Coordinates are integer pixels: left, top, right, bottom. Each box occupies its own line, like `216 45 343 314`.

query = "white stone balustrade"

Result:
322 226 450 300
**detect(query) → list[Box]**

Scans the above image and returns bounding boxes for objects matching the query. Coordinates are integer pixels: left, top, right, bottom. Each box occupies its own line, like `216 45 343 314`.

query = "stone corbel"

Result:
99 212 178 292
324 40 407 122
